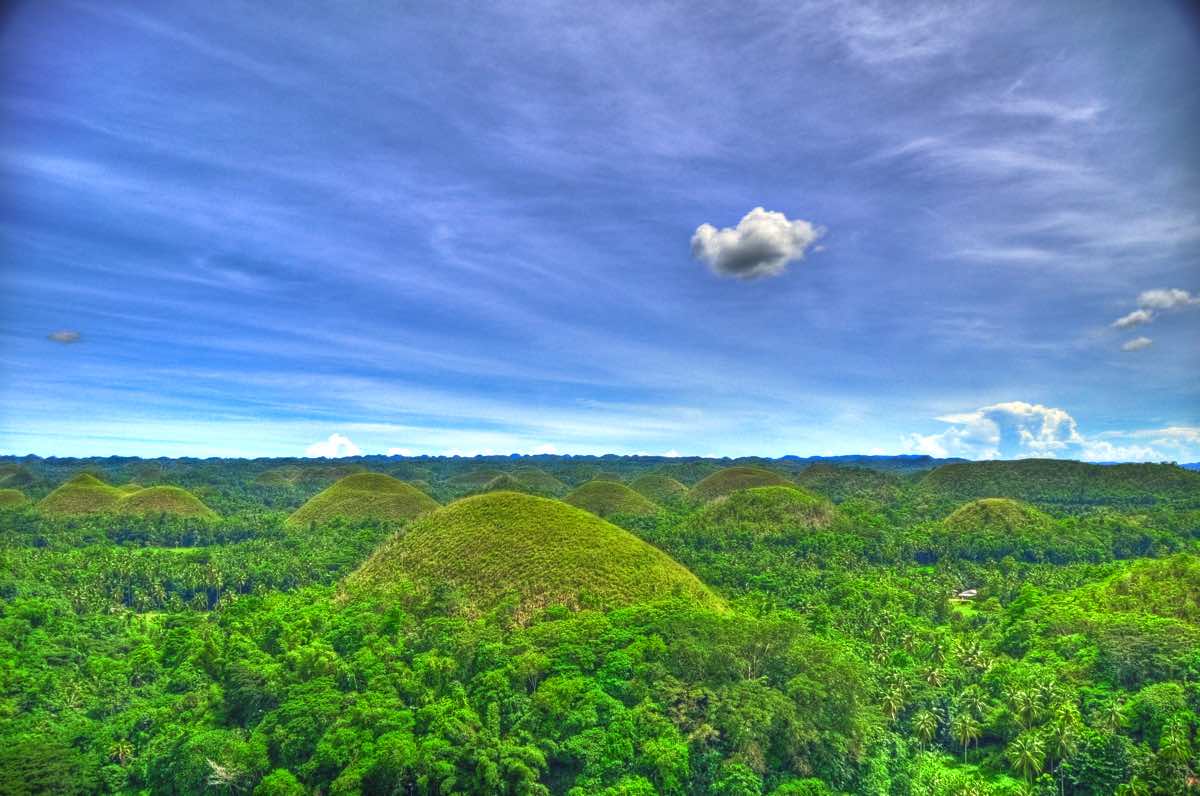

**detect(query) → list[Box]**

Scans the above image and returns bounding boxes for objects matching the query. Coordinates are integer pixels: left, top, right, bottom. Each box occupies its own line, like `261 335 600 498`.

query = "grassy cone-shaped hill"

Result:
943 498 1053 536
795 464 902 504
37 473 124 515
288 473 438 527
511 467 569 497
689 466 791 504
116 486 217 519
0 489 28 509
697 485 836 535
629 473 688 505
473 474 534 495
448 468 509 491
345 492 724 618
565 480 659 518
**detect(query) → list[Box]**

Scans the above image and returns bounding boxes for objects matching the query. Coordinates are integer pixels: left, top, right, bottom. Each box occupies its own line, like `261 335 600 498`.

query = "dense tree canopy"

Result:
1 454 1197 794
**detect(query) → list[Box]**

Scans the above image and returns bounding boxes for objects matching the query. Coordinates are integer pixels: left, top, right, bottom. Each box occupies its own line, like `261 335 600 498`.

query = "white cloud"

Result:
662 449 682 457
1137 288 1197 310
905 402 1200 463
905 400 1083 460
691 207 823 279
387 447 414 456
1112 309 1153 329
305 433 362 458
47 329 82 344
1108 288 1197 346
529 443 558 455
1121 336 1152 352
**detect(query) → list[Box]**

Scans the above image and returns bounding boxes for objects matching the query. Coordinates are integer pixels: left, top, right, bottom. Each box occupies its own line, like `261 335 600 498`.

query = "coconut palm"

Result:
950 712 981 763
1006 734 1045 783
882 687 906 722
913 709 938 749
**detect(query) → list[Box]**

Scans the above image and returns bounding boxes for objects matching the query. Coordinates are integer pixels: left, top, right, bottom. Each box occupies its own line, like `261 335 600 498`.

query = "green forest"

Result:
1 454 1198 795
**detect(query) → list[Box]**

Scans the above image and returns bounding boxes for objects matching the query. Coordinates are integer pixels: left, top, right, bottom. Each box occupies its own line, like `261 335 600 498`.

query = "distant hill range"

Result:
778 454 969 473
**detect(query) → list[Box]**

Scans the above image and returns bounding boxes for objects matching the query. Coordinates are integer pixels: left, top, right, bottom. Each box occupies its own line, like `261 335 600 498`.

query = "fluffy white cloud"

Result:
1112 309 1153 329
1109 288 1199 339
905 402 1198 463
47 329 82 344
1121 336 1152 352
1137 288 1197 310
905 401 1083 460
691 207 822 279
305 433 362 458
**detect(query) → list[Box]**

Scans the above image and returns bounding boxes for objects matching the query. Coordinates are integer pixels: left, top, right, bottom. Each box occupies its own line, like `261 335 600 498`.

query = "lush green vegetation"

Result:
0 489 27 509
1 454 1198 794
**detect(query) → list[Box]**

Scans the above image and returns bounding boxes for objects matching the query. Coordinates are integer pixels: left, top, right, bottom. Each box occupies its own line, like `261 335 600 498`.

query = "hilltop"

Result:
115 486 217 519
288 473 438 527
0 489 28 509
919 459 1200 508
629 473 689 504
795 463 902 504
565 480 659 518
345 492 723 617
696 485 836 536
37 473 125 515
935 497 1095 563
510 467 569 496
689 466 791 504
37 474 217 518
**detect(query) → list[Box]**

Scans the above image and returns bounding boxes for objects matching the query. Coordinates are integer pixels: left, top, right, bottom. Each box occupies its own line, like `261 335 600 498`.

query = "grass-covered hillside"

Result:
629 472 689 504
346 491 723 617
688 465 792 503
0 489 27 509
919 458 1200 508
287 472 438 527
696 485 836 536
564 479 659 518
795 463 903 504
37 473 125 515
114 485 217 519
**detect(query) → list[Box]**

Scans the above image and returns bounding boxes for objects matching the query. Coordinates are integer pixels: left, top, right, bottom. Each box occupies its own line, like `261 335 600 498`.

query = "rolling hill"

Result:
919 459 1200 508
565 480 659 518
37 473 125 515
115 486 217 519
689 466 791 503
934 497 1100 563
795 464 902 504
696 485 836 536
345 491 723 618
287 473 438 527
629 473 689 504
0 464 34 489
0 489 28 509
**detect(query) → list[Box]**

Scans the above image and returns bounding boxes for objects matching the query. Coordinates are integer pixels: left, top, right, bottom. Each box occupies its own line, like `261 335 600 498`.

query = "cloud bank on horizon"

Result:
0 1 1197 462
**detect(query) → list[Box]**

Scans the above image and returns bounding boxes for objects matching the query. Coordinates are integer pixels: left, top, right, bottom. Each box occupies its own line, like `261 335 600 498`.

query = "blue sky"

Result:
2 0 1198 461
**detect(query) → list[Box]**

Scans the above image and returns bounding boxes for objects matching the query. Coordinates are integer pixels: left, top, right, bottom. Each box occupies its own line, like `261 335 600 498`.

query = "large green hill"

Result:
934 497 1101 563
0 489 28 509
115 486 217 519
0 464 33 489
345 492 723 618
796 464 902 504
919 459 1200 508
629 473 689 504
696 485 836 536
565 480 659 518
288 473 438 527
37 474 125 515
689 466 791 503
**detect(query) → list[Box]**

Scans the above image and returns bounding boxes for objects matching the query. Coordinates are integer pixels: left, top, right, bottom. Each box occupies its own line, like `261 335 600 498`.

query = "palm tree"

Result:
108 740 133 766
1100 699 1125 732
959 685 988 719
913 710 938 749
1006 734 1046 783
924 667 945 688
950 713 981 763
882 687 906 722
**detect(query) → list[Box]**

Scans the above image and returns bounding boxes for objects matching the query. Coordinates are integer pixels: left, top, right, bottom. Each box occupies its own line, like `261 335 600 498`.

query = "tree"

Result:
913 710 938 749
950 713 981 763
1007 733 1046 783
